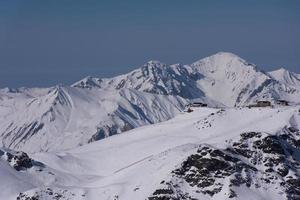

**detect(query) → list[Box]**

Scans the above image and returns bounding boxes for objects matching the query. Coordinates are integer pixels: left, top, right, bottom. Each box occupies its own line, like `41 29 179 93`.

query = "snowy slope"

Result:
191 52 269 106
74 52 300 107
1 52 300 154
191 52 300 106
73 60 205 99
269 68 300 89
1 106 300 200
0 86 186 153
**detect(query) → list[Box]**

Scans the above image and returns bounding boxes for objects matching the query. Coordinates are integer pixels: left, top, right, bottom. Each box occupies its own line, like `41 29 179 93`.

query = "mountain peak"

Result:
271 67 288 73
200 52 247 64
72 76 102 89
143 60 166 69
269 67 296 78
213 51 242 59
278 67 288 71
269 67 300 87
191 52 257 76
146 60 164 65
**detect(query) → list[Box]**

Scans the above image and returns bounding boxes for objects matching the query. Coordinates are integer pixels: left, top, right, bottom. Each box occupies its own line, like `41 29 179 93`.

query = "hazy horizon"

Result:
1 0 299 88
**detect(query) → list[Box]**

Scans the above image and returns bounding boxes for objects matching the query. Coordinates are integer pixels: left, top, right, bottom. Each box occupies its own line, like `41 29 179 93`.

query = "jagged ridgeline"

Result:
2 52 300 199
1 52 300 153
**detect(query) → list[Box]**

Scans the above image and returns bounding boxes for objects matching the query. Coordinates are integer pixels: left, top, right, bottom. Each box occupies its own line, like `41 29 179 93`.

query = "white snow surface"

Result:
73 52 300 107
0 86 186 153
1 106 300 199
1 52 300 199
1 52 300 154
191 52 300 106
269 67 300 89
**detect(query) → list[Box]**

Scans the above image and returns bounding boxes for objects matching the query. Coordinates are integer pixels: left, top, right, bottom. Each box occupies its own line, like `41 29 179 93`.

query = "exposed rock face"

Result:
16 188 86 200
0 149 33 171
149 128 300 200
0 148 45 173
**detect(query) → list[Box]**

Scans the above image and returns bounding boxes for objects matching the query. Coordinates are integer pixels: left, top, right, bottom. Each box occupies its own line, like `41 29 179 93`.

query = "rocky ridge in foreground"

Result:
149 128 300 200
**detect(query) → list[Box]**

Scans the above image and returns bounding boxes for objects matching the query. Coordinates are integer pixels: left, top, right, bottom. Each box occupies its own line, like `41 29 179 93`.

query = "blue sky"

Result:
0 0 299 87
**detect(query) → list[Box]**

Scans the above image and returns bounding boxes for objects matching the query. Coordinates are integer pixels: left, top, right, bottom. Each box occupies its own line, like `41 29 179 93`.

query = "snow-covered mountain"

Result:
74 52 300 107
1 52 300 154
73 60 205 99
193 52 300 106
191 52 272 106
269 68 300 89
1 52 300 199
0 86 186 153
1 106 300 200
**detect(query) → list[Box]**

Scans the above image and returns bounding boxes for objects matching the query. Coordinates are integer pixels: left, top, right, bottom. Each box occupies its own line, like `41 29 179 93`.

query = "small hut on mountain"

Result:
276 100 289 106
184 102 208 112
190 102 208 108
256 101 272 107
248 100 272 108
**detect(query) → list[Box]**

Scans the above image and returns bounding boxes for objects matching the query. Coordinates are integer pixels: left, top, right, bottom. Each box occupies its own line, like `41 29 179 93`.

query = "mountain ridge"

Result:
1 52 300 153
2 106 300 200
2 52 300 199
73 52 300 107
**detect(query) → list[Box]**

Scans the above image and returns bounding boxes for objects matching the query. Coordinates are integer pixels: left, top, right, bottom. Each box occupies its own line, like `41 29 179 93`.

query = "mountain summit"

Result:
1 52 300 200
1 52 300 153
269 67 300 87
74 52 300 107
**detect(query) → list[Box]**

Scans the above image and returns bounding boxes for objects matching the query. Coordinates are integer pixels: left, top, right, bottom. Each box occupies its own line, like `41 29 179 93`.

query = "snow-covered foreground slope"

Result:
1 106 300 199
0 86 186 153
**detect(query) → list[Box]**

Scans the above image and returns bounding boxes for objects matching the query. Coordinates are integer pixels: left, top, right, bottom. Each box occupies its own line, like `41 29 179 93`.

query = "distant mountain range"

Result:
73 52 300 107
1 52 300 153
1 52 300 200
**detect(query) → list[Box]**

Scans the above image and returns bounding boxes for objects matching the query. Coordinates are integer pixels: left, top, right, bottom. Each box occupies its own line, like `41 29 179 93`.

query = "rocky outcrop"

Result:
0 148 44 171
149 128 300 200
16 188 86 200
